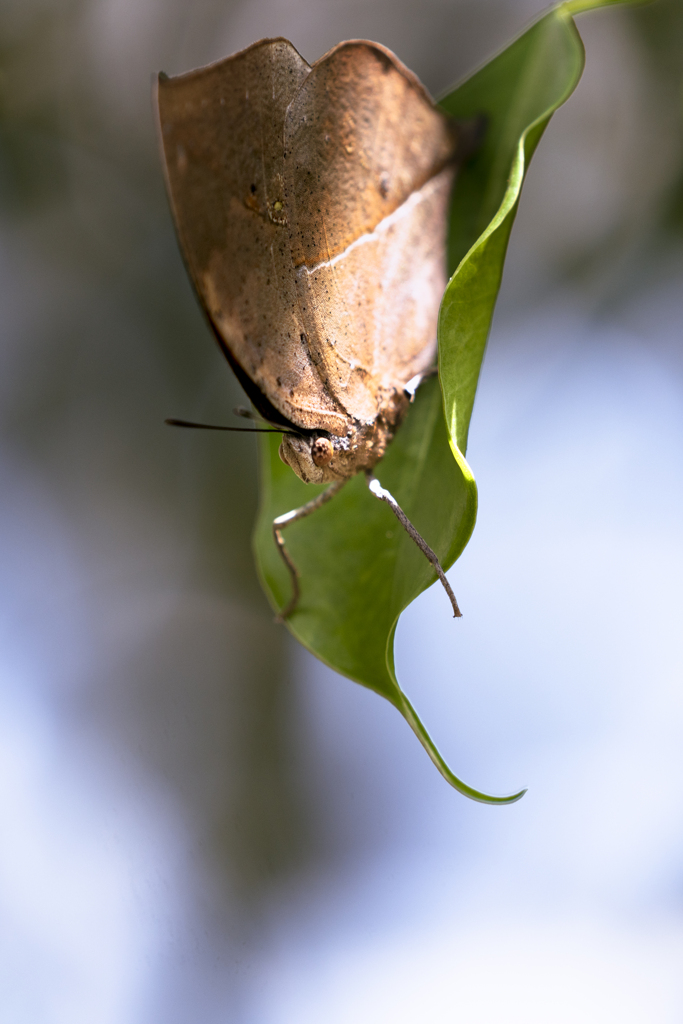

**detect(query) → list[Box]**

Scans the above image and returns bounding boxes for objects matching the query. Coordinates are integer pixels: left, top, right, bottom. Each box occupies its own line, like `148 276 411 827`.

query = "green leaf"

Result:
253 0 636 802
437 0 640 458
255 376 506 802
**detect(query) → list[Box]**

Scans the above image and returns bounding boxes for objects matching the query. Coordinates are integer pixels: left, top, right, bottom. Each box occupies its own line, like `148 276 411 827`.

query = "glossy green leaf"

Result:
437 0 641 458
255 376 501 802
253 0 637 802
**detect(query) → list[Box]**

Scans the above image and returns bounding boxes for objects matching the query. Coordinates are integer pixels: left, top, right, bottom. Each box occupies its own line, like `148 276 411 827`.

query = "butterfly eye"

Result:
311 436 334 466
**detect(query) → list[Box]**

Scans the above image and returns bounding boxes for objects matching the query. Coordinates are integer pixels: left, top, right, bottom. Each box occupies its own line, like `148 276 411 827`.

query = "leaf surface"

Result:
254 0 637 801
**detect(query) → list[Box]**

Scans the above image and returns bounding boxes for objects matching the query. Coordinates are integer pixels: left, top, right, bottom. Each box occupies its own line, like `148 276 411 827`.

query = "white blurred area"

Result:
1 0 683 1021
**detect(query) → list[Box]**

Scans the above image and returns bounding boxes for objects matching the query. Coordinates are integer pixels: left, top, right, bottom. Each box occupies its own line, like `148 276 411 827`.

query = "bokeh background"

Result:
1 0 683 1020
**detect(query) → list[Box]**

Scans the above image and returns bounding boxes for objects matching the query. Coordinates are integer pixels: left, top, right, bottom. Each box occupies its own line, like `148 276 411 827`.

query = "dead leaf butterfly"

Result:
157 38 470 618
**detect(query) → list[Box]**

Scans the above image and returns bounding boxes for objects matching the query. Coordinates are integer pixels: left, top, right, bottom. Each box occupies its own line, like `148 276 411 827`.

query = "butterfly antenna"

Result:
165 418 297 435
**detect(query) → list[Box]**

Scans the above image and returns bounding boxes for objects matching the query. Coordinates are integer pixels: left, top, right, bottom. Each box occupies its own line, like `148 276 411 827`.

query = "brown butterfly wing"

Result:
283 42 457 423
157 39 456 438
157 38 349 435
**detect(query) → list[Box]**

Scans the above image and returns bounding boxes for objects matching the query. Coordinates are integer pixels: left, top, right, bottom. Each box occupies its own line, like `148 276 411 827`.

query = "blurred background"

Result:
1 0 683 1020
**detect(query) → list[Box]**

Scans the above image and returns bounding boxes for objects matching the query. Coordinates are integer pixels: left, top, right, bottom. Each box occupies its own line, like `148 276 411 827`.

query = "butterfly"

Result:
157 37 471 619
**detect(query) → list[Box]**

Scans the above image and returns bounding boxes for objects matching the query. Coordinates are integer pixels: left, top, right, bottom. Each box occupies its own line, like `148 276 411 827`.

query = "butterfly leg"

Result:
365 472 462 618
273 479 346 622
